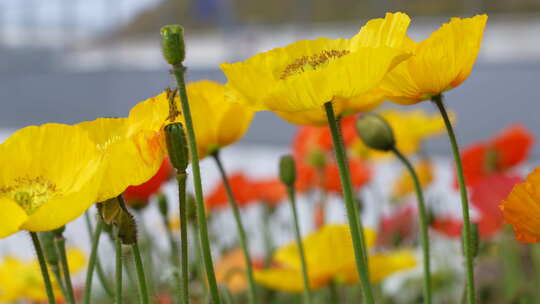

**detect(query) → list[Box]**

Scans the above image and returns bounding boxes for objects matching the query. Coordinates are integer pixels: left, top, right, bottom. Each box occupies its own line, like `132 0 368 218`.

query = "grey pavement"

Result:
1 47 540 156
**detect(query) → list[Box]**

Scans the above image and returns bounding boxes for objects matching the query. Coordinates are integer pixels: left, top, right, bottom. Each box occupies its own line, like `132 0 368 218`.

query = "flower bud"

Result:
355 113 395 151
307 149 326 169
40 232 59 266
279 155 296 187
165 123 189 171
157 193 169 218
160 25 186 66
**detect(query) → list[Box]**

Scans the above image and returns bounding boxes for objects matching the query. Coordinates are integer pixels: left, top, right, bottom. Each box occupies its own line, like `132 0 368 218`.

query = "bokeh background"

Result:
1 0 540 155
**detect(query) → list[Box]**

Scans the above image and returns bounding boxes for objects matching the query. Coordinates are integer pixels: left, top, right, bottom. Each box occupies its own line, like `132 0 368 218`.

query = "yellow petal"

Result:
0 198 28 238
66 248 87 273
380 15 488 105
0 124 102 234
77 117 165 201
274 225 376 277
337 249 417 284
221 13 411 112
254 268 330 292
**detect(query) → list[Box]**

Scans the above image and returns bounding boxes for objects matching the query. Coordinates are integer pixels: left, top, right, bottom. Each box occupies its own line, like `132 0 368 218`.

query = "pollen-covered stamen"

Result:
0 177 57 214
280 49 350 79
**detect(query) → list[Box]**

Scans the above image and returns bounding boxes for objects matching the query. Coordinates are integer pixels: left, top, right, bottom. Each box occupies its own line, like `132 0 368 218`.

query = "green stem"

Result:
171 65 221 304
323 101 374 303
432 94 476 304
132 243 151 304
285 186 312 304
176 172 190 304
115 229 123 304
328 281 339 303
531 244 540 301
213 152 258 304
391 148 432 304
161 203 183 304
84 218 105 304
83 212 114 298
54 234 76 304
51 265 67 297
30 232 56 304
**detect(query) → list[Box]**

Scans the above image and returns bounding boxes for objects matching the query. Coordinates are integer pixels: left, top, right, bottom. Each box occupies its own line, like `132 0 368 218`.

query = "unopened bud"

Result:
355 113 395 151
279 155 296 187
307 149 326 169
40 232 59 266
160 25 186 66
157 193 169 218
165 123 189 171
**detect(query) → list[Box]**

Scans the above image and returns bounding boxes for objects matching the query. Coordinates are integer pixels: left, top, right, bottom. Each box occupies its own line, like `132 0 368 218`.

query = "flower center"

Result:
0 177 57 214
280 49 350 80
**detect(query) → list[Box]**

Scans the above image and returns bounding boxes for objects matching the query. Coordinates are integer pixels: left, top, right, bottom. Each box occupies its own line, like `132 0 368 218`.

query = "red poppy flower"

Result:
205 173 257 211
124 158 173 207
471 174 521 238
431 217 462 238
459 124 533 188
378 204 416 246
322 159 371 193
251 179 287 206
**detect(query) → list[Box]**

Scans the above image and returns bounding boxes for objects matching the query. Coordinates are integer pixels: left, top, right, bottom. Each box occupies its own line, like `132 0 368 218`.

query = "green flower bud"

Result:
307 149 326 169
279 155 296 187
355 113 396 151
40 232 59 266
160 25 186 66
484 148 499 173
165 123 189 171
157 193 169 218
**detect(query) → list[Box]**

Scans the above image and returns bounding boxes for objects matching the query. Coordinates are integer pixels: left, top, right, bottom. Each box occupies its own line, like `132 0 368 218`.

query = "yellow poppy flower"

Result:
221 12 412 113
393 158 434 197
215 248 249 293
352 109 450 159
0 248 86 302
379 15 488 105
77 93 169 202
501 168 540 243
254 225 416 292
132 81 254 158
0 124 103 237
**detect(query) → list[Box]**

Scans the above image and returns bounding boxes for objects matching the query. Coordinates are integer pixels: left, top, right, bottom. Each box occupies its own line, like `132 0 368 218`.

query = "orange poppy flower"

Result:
205 173 257 211
251 179 287 206
501 168 540 242
124 158 173 207
322 159 371 193
460 124 533 187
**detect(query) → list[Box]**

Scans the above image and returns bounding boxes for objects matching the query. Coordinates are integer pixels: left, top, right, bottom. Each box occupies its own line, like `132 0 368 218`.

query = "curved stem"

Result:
115 229 123 304
324 101 373 303
171 65 221 304
286 186 312 304
132 243 151 304
51 265 67 297
432 94 476 304
176 172 190 304
83 212 114 298
30 232 56 304
213 152 258 304
54 234 76 304
391 148 432 303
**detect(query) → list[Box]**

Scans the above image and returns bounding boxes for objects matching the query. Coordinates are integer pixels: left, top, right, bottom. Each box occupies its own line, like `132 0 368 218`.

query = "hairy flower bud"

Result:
355 113 396 151
160 25 186 66
165 123 189 171
279 155 296 187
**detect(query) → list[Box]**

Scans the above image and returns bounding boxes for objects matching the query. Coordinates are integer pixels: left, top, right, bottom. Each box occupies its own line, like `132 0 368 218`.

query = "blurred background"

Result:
1 0 540 155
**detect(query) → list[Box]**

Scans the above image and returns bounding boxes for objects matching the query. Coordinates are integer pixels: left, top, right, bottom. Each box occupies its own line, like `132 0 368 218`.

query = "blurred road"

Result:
1 49 539 157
